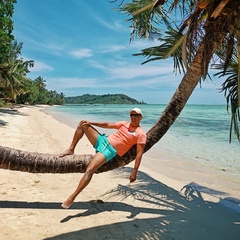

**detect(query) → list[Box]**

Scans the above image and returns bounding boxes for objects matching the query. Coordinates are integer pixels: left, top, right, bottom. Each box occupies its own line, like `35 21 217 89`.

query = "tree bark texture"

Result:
0 145 137 174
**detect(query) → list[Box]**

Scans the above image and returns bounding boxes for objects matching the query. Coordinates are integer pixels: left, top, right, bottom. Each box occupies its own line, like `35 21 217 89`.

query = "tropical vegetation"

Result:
0 0 240 174
16 76 65 105
0 0 64 107
65 94 146 104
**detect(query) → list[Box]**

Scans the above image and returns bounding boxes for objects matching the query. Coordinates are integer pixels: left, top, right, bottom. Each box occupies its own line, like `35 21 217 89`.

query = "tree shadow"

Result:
0 119 8 126
0 200 62 209
180 181 227 201
0 107 27 127
47 168 240 239
0 108 20 115
0 167 239 240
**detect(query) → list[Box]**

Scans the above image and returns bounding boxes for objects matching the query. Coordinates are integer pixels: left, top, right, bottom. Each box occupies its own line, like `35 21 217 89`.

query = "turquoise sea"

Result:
45 104 240 183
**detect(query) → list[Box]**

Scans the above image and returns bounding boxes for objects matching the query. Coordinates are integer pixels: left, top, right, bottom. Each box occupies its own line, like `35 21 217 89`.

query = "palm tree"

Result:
0 0 239 173
119 0 240 144
0 40 34 102
0 0 34 103
34 76 46 89
0 0 15 64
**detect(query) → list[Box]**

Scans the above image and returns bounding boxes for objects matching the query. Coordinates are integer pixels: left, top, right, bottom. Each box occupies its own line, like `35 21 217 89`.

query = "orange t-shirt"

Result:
107 121 146 157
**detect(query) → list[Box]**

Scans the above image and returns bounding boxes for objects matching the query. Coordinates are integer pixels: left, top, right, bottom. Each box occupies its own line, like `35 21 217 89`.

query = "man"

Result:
60 108 146 209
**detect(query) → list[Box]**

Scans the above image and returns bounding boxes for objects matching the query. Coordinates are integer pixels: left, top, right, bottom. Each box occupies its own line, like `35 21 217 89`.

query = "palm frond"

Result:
133 26 187 74
119 0 169 40
213 54 240 142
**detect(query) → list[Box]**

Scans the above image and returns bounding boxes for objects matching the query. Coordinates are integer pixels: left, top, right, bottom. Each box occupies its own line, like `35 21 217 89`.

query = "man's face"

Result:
130 111 142 125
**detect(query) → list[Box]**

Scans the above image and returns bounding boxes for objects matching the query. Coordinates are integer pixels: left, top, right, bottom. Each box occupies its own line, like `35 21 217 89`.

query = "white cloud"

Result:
31 60 54 72
108 64 174 79
47 77 98 89
87 60 107 70
70 48 93 59
127 38 161 50
100 44 128 53
91 14 126 32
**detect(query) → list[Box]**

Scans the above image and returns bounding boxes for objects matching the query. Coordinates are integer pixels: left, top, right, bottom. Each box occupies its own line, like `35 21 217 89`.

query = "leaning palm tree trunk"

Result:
145 41 216 151
0 36 225 174
0 145 138 173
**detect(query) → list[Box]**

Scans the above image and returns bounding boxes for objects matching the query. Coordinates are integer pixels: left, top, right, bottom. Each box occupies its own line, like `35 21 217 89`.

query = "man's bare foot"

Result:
61 197 74 209
59 149 74 157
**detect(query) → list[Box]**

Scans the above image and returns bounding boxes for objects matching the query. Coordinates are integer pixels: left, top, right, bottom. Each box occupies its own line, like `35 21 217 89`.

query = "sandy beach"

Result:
0 105 239 240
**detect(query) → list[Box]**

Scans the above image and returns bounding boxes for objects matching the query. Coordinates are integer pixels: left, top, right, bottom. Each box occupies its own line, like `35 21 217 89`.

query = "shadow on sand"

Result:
0 167 239 240
0 107 27 127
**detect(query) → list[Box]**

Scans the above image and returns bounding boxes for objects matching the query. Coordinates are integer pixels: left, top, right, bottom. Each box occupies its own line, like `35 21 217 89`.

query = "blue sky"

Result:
13 0 226 104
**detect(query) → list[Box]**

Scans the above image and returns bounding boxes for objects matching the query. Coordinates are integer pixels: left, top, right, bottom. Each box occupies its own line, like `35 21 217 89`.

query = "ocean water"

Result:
44 104 240 182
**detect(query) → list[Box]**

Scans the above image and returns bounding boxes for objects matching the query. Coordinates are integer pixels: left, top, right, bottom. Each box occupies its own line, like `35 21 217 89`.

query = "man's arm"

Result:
129 143 145 183
81 120 118 129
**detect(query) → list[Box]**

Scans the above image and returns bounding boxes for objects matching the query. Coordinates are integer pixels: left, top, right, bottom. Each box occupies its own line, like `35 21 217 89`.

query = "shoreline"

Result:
0 105 239 240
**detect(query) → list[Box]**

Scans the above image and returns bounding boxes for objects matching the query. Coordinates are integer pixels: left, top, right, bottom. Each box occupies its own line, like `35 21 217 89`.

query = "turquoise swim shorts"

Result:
94 133 117 162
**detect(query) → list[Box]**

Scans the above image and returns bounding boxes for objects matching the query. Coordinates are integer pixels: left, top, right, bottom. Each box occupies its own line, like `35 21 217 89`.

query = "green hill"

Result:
64 94 146 104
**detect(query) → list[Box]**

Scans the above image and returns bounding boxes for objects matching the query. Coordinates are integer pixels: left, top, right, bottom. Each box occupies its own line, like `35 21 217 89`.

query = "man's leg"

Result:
61 152 106 208
60 121 99 157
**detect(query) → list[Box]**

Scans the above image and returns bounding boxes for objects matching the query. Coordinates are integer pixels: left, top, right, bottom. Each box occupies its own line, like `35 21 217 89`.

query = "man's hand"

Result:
129 169 137 183
129 143 144 183
80 120 90 126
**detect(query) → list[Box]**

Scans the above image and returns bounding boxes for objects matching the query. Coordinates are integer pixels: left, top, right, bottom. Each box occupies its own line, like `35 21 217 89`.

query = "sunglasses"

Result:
130 113 141 117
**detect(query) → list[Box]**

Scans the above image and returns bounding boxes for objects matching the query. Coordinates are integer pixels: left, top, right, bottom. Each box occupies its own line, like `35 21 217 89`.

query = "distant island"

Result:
64 94 146 104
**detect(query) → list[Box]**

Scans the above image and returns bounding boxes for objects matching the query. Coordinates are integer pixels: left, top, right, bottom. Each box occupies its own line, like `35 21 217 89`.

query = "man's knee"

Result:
77 121 83 130
80 122 92 132
77 121 89 130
